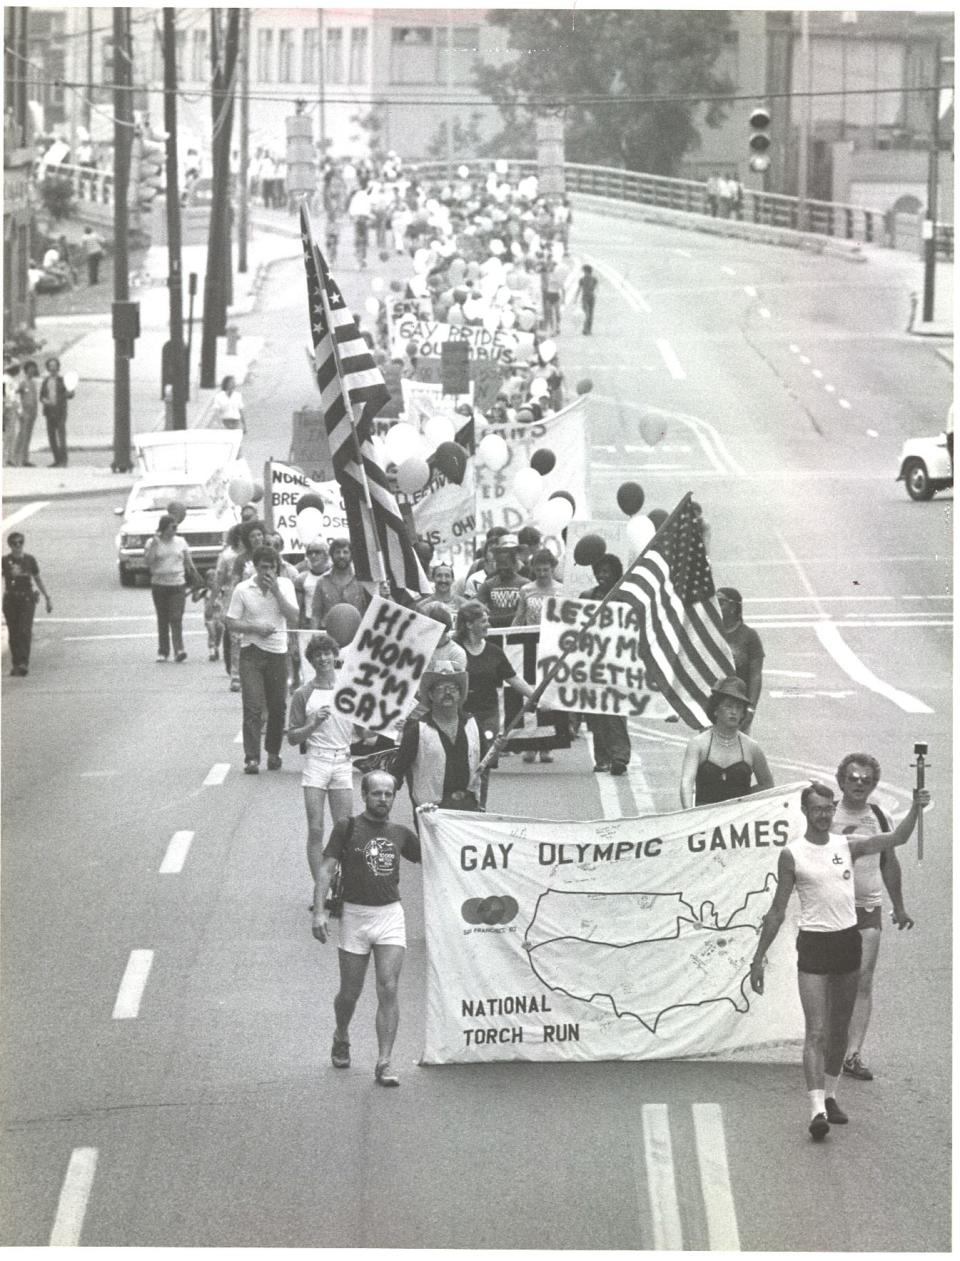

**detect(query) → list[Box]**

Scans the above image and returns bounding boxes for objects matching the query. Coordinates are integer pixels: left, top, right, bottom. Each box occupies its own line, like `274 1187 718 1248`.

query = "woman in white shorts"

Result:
287 633 357 889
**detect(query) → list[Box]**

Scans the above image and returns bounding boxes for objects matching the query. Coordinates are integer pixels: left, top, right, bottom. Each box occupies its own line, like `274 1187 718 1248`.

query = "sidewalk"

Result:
3 226 304 504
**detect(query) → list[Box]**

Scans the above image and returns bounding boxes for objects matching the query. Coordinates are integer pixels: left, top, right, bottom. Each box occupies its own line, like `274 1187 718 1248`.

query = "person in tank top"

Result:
679 676 773 807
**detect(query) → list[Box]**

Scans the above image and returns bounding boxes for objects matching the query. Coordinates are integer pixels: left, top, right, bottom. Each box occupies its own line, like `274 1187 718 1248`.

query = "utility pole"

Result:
200 8 240 388
163 8 187 427
85 10 93 131
238 7 249 274
111 8 134 473
922 39 942 324
317 9 326 158
796 9 811 231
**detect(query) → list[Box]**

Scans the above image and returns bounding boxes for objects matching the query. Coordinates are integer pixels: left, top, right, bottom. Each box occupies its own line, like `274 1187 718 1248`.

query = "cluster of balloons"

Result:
227 474 264 507
296 492 327 544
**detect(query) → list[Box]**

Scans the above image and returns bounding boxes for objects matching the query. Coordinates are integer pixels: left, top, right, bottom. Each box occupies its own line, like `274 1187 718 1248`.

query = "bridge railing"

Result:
39 160 115 206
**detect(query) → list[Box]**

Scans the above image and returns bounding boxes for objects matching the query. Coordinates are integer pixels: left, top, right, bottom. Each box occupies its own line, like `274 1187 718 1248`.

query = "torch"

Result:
911 742 928 862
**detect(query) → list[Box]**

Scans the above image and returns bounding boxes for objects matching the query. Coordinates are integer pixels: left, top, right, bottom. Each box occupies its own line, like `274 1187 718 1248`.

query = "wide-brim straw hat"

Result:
421 659 469 704
710 676 750 706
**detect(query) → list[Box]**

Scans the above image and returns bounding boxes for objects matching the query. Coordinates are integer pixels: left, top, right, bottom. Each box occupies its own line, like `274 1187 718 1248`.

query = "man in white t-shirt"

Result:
833 752 914 1083
226 545 299 774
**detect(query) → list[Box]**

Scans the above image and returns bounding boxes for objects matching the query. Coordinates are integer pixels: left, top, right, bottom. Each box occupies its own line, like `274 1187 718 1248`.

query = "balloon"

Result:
432 441 468 485
326 603 362 648
616 481 645 517
63 369 79 393
528 377 548 401
548 490 576 514
296 492 326 515
640 415 667 446
489 238 505 256
296 506 325 542
396 456 431 494
423 415 455 451
477 432 509 472
390 279 404 293
495 158 508 175
513 466 544 511
529 448 556 476
538 339 557 363
250 479 264 503
457 164 470 179
413 248 430 275
364 296 381 316
482 308 500 333
536 495 574 533
517 309 536 332
228 475 254 506
384 422 424 463
166 500 187 523
414 538 434 567
573 533 607 566
626 514 657 555
378 249 390 262
576 378 594 395
647 508 668 530
516 406 535 424
371 276 385 293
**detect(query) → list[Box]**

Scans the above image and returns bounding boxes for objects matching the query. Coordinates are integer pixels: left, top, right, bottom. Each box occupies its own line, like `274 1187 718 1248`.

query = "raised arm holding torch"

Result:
912 742 928 862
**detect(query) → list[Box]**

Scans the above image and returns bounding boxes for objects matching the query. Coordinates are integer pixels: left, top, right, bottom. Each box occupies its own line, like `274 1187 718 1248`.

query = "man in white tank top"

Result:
750 780 928 1141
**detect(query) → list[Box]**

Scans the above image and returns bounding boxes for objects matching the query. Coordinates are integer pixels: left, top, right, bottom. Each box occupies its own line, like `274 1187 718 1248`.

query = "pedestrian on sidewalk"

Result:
39 357 72 467
81 226 105 285
312 770 421 1087
211 375 245 431
3 362 22 465
2 532 52 676
144 514 202 663
14 360 39 466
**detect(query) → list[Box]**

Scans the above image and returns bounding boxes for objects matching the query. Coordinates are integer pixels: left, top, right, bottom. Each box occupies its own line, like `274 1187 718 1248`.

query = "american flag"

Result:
617 494 735 730
300 205 427 592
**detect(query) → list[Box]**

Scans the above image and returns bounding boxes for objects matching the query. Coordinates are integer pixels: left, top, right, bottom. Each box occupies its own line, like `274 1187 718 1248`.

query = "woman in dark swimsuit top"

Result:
680 676 774 807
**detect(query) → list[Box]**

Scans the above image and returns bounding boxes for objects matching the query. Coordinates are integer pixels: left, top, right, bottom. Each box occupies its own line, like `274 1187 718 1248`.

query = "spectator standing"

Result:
39 356 71 467
716 587 764 732
3 362 21 465
14 360 39 466
575 264 598 335
311 539 370 629
706 171 721 217
580 555 631 775
2 532 52 676
81 225 105 285
211 375 245 431
226 545 299 774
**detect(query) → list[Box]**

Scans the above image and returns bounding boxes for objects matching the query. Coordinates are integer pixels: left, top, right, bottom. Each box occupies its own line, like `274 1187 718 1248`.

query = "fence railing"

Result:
39 160 115 207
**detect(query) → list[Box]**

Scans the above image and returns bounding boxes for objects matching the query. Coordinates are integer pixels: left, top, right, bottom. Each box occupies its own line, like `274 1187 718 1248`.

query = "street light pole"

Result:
238 7 249 274
111 8 134 473
162 7 187 428
921 39 942 325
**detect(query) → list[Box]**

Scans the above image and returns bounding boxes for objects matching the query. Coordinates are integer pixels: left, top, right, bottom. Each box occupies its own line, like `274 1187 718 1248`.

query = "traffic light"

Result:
749 106 772 173
135 131 166 209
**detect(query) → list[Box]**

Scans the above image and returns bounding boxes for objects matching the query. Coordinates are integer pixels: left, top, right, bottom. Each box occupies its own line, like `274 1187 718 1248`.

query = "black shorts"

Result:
856 905 882 931
796 925 862 976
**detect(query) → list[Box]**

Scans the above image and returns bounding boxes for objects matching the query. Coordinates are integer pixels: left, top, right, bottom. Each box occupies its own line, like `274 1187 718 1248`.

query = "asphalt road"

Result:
1 210 952 1250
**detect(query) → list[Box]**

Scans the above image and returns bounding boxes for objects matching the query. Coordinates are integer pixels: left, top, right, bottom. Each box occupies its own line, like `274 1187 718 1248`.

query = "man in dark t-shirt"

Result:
2 532 52 675
312 770 420 1087
716 587 764 733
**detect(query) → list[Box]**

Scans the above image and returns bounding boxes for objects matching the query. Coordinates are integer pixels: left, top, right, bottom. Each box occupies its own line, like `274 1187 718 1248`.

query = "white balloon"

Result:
296 507 325 542
500 308 516 329
227 475 254 506
626 513 657 555
489 238 505 256
529 377 549 400
62 369 79 393
538 339 557 363
477 432 509 472
396 456 431 494
371 276 385 293
422 415 455 451
413 248 430 275
482 308 501 333
364 296 381 316
457 164 470 179
384 422 424 463
513 466 544 511
536 496 574 534
495 158 508 175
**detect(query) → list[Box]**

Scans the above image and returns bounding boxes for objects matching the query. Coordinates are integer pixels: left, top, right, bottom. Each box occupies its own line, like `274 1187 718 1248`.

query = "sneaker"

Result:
175 651 187 663
523 751 537 764
374 1060 400 1087
209 650 218 661
156 654 169 663
539 751 554 763
331 1035 350 1069
808 1112 830 1141
843 1052 874 1081
243 759 259 775
593 762 611 773
229 679 242 692
825 1097 848 1125
610 760 627 776
266 754 282 771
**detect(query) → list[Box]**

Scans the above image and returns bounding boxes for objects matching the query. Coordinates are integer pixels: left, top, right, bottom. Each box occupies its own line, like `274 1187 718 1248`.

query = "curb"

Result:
2 479 136 504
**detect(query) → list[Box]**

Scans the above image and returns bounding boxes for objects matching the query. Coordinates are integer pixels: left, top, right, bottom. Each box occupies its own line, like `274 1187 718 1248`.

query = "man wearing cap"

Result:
476 534 527 628
391 660 485 813
716 587 764 733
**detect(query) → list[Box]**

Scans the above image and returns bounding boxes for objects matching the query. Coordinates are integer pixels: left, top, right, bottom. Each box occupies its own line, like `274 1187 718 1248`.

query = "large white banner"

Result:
268 461 348 554
474 395 589 543
419 784 805 1064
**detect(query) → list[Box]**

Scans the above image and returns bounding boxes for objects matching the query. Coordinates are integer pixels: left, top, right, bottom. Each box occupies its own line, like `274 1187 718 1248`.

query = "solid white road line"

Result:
758 306 772 319
815 622 934 714
692 1104 741 1251
764 668 816 677
641 1104 684 1250
1 501 49 533
655 338 687 381
722 266 737 276
203 763 230 786
64 631 206 642
49 1147 98 1246
839 398 852 409
776 531 829 619
159 830 195 874
112 949 154 1019
743 285 758 298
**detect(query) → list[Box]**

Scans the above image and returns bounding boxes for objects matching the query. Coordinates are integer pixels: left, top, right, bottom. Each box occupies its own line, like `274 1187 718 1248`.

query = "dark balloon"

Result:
616 481 645 517
529 448 556 476
432 441 468 486
576 378 593 394
573 533 607 566
414 538 434 567
647 508 668 529
296 492 326 515
548 490 576 512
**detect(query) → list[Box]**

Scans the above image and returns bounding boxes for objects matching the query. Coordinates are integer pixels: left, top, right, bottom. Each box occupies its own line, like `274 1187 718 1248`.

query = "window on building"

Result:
278 29 294 82
390 26 434 84
326 28 343 82
257 28 274 83
302 27 319 82
436 25 480 85
175 29 187 70
190 29 207 82
797 36 905 137
348 27 368 84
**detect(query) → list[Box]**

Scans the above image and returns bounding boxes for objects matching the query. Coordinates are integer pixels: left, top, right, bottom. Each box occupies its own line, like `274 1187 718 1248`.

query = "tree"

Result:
473 10 734 175
425 110 485 162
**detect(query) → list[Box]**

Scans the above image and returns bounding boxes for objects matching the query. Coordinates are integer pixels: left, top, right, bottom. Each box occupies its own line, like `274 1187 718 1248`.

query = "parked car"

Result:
896 432 954 501
115 429 245 585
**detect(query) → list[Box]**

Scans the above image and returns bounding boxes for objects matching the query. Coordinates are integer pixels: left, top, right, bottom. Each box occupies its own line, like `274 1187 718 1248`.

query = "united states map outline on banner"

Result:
300 205 427 593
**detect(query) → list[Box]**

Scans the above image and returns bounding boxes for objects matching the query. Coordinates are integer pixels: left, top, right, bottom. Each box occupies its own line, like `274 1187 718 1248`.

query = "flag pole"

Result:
262 458 274 534
473 492 694 782
306 204 388 587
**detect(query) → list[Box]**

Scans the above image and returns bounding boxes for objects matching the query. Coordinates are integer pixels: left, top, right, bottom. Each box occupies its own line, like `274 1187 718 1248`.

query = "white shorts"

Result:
339 901 406 954
302 752 354 791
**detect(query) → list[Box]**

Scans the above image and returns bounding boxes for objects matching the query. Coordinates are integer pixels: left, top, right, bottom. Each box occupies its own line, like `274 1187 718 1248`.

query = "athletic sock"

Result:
824 1074 840 1101
809 1089 826 1118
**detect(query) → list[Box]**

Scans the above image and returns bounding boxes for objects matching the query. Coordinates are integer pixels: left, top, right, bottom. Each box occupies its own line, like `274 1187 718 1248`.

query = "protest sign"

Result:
537 595 660 717
419 783 806 1064
485 625 570 752
268 460 348 554
333 597 444 732
400 378 473 427
391 316 535 367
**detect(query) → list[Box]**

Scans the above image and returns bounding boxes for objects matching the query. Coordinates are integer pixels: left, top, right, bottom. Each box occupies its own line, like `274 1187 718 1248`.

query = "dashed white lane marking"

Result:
203 763 230 786
159 830 195 874
812 368 823 379
692 1104 741 1251
815 622 934 713
655 339 687 381
866 428 878 437
78 770 119 778
758 306 771 319
672 247 693 258
112 949 154 1019
825 383 836 393
1 501 49 533
49 1147 98 1246
839 398 852 409
743 285 758 298
789 343 800 354
722 266 737 276
641 1104 684 1250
